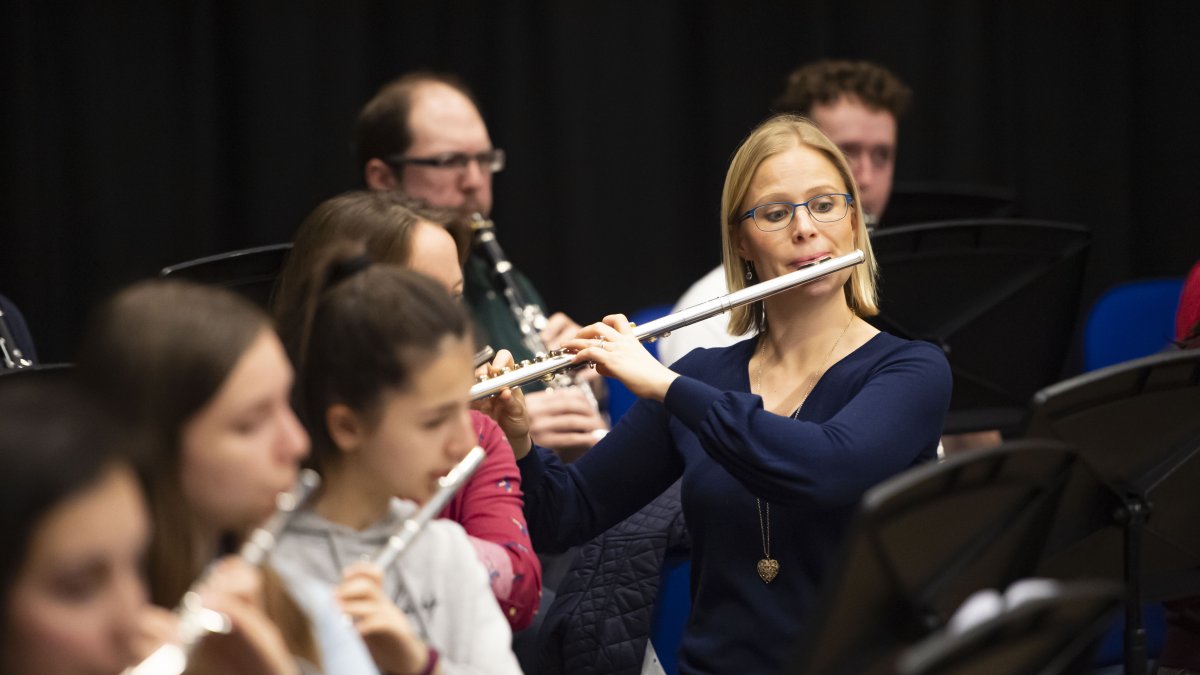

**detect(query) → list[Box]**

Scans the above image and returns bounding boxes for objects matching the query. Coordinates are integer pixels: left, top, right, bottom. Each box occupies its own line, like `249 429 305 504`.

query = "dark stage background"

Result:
2 1 1198 364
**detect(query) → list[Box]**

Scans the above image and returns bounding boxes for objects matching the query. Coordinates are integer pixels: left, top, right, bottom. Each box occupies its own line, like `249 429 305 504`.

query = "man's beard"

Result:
459 195 488 216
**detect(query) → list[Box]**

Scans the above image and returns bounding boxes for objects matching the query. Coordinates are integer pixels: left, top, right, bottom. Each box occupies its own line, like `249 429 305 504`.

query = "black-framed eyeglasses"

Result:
386 149 506 173
739 193 854 232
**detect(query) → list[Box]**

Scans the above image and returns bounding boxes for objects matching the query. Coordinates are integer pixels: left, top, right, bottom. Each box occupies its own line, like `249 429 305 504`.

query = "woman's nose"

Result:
448 410 475 462
109 570 148 666
278 406 311 463
790 207 820 239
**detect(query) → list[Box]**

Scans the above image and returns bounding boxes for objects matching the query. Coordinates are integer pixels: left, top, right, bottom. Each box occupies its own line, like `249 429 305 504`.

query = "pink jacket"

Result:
441 411 542 630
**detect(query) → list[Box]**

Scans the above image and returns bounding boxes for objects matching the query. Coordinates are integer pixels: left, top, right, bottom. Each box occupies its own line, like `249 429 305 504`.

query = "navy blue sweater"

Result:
518 332 952 674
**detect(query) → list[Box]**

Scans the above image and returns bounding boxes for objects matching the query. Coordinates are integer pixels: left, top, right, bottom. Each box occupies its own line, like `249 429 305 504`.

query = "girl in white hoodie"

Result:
272 247 521 675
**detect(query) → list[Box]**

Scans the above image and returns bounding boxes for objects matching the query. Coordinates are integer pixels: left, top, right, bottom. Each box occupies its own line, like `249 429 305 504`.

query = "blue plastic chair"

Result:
1084 278 1184 372
605 303 674 424
649 555 691 675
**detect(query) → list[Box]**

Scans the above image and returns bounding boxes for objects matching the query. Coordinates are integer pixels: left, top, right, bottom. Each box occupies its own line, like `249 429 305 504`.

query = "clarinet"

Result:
0 308 33 370
469 214 603 413
472 250 865 400
372 446 487 569
126 469 322 675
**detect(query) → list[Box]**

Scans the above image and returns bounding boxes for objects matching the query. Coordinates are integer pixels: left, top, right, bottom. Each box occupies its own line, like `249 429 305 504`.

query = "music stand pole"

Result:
1026 350 1200 675
1118 499 1149 675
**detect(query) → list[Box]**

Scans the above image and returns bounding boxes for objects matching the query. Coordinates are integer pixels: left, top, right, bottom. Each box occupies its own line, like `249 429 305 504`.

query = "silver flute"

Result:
373 446 487 569
470 214 603 413
126 469 322 675
472 249 866 400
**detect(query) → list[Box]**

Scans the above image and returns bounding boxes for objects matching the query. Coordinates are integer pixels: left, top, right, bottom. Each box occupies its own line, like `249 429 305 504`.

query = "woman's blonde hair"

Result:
720 114 879 336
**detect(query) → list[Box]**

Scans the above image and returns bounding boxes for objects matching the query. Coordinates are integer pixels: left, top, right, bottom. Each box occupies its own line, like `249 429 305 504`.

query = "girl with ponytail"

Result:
272 246 520 675
275 190 540 633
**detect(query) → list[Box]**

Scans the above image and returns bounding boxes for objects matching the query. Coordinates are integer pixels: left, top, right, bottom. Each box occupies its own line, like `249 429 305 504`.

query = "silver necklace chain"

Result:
754 312 855 563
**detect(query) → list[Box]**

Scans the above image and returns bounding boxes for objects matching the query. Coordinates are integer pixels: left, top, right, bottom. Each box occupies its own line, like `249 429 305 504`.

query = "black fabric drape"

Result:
2 1 1197 362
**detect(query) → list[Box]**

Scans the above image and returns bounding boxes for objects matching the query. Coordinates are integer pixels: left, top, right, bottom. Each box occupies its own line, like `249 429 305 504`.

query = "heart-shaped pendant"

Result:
757 557 779 584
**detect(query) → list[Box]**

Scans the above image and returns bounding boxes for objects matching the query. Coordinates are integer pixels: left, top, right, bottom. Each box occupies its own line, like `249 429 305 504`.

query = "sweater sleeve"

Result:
664 340 951 509
517 392 685 554
439 412 542 631
433 522 523 675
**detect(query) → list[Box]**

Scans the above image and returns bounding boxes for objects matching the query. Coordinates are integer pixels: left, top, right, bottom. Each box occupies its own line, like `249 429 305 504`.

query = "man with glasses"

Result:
657 59 911 366
355 72 608 458
354 74 610 669
358 73 501 216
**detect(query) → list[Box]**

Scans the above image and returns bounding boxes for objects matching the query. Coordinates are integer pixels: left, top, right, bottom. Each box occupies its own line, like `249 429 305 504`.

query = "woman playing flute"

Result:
79 281 319 674
484 114 953 674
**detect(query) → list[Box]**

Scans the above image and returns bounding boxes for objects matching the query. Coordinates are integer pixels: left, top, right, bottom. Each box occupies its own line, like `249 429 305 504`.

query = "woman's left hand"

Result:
563 315 679 402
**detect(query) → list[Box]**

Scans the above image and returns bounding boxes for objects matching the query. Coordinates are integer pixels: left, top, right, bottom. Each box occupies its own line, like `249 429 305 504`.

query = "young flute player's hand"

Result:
474 349 533 459
191 557 299 675
131 604 179 665
337 561 434 675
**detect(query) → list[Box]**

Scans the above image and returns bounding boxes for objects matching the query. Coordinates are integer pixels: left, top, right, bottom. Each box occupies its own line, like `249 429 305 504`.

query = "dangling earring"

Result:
744 260 754 281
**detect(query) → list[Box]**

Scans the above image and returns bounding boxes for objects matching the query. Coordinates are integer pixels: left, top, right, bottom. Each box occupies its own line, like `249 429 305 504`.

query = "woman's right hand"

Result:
474 349 533 459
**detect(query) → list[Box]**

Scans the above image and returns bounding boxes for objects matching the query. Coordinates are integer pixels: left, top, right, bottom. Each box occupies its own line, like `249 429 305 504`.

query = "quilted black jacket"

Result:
537 480 690 675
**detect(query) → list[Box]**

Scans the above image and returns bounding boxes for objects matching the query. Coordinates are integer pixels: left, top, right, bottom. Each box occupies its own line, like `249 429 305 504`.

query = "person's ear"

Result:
733 224 749 259
364 158 399 191
326 404 366 454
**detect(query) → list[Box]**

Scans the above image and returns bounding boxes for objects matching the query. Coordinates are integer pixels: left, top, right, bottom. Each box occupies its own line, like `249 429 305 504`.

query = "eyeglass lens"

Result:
753 194 849 231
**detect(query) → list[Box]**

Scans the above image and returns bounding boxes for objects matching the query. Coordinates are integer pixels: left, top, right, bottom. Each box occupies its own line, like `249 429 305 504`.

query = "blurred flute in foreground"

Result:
373 446 487 569
126 469 322 675
472 249 866 400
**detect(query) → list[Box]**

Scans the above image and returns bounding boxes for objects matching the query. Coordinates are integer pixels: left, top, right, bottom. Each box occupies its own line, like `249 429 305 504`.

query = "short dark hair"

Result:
773 59 912 120
353 71 480 171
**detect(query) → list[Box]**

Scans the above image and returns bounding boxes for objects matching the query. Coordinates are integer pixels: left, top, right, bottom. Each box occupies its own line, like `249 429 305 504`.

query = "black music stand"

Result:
0 362 74 382
160 243 292 309
884 182 1017 228
896 581 1122 675
786 441 1093 675
868 219 1090 435
1025 349 1200 675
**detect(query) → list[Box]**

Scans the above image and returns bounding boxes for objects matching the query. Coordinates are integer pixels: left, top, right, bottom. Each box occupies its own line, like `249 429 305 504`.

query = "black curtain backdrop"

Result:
2 1 1198 363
